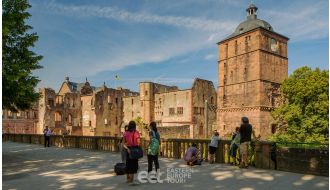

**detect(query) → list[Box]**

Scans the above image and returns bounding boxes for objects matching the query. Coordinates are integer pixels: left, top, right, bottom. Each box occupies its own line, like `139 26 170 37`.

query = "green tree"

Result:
133 117 148 137
270 66 329 143
3 0 43 112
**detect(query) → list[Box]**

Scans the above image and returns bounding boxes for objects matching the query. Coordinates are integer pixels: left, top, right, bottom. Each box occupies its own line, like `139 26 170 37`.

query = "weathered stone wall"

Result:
94 87 125 137
139 82 178 125
157 125 191 139
217 108 274 138
123 80 216 139
2 119 37 134
192 79 217 138
154 89 192 126
38 88 56 134
123 95 140 123
276 147 329 176
81 95 96 136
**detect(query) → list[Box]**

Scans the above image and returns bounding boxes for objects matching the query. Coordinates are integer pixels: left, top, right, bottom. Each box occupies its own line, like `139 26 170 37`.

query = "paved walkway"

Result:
2 142 329 190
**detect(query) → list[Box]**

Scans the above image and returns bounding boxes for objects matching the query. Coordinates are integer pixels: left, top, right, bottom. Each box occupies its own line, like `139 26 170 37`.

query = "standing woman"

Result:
123 121 141 185
147 122 160 173
119 125 129 163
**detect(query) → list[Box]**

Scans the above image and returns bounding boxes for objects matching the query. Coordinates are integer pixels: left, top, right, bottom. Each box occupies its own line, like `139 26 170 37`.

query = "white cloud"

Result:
263 2 328 41
205 54 216 60
45 2 236 32
34 1 328 90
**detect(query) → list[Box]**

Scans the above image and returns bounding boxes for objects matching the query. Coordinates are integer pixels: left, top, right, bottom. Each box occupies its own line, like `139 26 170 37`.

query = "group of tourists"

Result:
42 116 253 185
118 120 160 185
183 116 253 168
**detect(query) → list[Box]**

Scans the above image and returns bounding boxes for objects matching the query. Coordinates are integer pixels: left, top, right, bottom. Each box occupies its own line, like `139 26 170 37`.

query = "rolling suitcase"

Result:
114 162 126 175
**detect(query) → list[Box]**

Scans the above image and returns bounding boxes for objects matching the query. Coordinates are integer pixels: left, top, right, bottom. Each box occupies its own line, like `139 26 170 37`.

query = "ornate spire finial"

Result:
246 3 258 19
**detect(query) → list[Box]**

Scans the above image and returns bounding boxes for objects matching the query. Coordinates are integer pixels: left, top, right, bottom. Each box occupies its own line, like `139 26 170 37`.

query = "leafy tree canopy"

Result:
270 66 329 144
3 0 43 112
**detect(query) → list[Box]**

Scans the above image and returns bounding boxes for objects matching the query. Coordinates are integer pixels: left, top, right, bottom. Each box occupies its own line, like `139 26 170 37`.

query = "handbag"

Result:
128 131 143 159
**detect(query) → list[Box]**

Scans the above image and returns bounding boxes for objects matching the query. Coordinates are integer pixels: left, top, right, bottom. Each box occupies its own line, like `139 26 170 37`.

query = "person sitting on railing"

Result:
208 131 220 164
184 143 202 166
229 127 240 166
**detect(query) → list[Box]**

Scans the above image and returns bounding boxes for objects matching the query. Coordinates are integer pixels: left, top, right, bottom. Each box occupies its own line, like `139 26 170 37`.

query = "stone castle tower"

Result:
217 4 289 138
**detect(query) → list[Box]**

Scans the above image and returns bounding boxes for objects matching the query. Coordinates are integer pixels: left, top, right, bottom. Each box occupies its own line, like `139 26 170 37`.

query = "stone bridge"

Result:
3 142 328 190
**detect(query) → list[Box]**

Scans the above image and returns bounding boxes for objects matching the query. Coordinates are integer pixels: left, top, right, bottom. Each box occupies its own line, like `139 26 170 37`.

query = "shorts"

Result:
209 146 217 154
240 141 250 156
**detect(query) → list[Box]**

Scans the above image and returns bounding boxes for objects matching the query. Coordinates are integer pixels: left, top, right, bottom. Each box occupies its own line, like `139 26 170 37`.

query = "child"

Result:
208 131 220 164
229 127 240 165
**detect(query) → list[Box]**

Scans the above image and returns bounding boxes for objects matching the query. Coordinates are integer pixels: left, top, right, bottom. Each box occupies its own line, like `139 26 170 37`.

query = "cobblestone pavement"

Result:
2 142 329 190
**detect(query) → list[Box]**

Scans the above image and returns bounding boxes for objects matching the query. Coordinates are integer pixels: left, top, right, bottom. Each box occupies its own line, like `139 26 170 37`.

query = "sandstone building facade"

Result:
37 77 138 136
123 78 217 138
217 4 289 138
2 107 38 134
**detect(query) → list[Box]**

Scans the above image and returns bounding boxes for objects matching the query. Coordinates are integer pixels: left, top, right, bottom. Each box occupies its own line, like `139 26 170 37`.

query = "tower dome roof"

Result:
220 4 275 42
234 18 273 34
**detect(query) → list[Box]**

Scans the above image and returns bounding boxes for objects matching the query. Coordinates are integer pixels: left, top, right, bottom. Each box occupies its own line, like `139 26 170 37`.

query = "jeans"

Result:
147 154 159 172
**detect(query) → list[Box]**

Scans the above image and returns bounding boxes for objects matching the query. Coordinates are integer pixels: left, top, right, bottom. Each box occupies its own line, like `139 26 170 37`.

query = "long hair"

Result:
241 117 249 124
128 121 136 132
150 122 157 132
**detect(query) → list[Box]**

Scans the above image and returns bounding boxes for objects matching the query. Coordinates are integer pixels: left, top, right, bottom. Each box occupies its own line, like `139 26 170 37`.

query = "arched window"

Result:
55 112 62 122
68 114 72 125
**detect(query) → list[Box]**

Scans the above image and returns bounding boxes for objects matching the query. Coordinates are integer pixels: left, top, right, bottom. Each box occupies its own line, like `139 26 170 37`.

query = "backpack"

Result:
148 131 160 156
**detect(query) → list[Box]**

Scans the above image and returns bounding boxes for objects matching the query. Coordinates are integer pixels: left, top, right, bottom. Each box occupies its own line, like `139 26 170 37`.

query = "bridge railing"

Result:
2 133 328 176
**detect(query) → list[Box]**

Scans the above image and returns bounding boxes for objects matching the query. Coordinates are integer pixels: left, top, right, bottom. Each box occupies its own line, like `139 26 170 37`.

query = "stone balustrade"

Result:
2 133 328 176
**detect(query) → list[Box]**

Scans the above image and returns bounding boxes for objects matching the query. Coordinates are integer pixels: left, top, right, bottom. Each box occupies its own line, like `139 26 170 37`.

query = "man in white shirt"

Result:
43 126 52 147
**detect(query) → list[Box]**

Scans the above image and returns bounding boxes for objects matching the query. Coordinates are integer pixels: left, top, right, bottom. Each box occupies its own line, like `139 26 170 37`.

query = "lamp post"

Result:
204 100 208 138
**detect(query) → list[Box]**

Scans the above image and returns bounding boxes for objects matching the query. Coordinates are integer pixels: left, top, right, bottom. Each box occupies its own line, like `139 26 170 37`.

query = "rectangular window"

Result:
145 91 148 96
48 99 54 106
271 124 277 134
169 108 175 115
193 107 199 115
115 98 118 105
131 98 134 105
177 107 183 115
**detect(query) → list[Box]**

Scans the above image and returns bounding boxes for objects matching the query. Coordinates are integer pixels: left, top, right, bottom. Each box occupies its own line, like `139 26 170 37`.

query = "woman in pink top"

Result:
123 121 141 185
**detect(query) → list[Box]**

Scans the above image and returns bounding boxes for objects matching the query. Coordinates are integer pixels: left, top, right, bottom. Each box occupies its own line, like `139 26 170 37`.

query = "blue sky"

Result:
29 0 329 92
